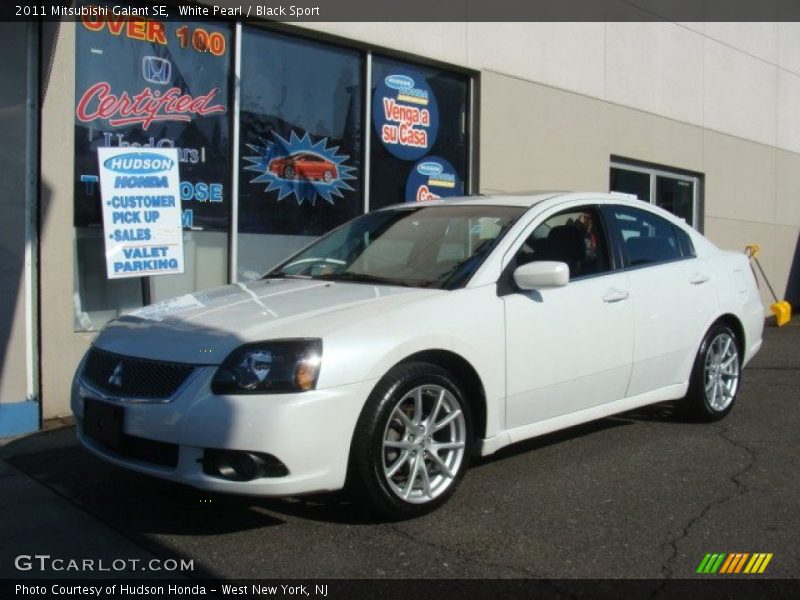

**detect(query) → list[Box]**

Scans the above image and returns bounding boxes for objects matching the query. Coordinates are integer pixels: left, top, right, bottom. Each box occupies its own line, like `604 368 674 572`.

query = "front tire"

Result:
349 362 473 519
679 322 741 422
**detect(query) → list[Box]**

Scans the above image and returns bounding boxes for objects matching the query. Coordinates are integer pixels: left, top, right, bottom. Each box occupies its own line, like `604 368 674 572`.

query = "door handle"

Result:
603 289 630 303
690 272 710 285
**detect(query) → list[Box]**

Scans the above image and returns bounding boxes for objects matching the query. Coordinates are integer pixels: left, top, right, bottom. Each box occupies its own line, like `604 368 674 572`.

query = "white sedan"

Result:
71 193 764 518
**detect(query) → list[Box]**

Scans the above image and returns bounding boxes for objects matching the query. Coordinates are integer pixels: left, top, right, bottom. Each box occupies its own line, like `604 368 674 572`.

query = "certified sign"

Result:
97 147 184 279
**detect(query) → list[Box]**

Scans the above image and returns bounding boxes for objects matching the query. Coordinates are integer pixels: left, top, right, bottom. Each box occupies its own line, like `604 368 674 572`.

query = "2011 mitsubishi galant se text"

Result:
72 193 764 518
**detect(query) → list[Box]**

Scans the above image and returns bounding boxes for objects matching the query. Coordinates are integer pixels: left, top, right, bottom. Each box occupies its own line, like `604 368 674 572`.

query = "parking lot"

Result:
1 321 798 580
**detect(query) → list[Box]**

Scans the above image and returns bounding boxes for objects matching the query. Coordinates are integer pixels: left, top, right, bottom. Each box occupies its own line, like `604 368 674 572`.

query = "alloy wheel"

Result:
703 332 740 412
381 384 466 504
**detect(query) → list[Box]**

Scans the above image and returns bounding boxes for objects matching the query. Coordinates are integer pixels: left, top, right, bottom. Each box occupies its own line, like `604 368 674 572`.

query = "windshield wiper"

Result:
316 272 412 287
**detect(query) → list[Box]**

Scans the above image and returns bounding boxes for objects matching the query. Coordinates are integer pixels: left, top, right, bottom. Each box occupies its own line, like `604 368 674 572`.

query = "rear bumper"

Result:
71 368 376 496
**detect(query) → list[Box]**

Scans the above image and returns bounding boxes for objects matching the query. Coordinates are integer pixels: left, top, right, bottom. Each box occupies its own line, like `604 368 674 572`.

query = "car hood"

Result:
92 278 437 364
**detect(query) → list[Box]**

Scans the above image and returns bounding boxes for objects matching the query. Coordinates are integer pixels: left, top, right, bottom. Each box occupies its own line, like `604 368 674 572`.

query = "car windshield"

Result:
267 204 526 289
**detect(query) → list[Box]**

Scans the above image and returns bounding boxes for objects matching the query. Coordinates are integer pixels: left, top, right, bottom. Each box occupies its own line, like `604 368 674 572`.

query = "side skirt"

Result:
480 383 688 456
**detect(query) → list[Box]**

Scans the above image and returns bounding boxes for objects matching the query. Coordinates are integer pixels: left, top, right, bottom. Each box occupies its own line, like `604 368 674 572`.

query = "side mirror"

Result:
513 261 569 290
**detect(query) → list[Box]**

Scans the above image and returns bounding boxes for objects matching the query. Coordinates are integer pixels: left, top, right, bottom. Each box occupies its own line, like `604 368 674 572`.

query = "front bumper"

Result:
71 367 375 496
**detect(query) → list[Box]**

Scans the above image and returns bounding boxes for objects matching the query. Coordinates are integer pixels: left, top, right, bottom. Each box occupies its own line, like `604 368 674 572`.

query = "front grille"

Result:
82 347 195 399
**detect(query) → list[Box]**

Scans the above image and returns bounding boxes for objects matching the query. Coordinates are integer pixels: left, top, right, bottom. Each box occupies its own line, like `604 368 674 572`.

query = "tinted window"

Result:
609 206 682 267
237 28 364 280
515 206 610 279
238 29 363 236
656 175 694 225
610 167 650 203
675 225 696 257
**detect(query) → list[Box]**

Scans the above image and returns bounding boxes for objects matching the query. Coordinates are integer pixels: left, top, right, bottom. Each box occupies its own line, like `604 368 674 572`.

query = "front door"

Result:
503 205 635 428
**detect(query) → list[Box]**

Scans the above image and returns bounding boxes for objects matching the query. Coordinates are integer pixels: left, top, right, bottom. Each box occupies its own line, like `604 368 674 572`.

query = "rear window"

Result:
609 206 682 267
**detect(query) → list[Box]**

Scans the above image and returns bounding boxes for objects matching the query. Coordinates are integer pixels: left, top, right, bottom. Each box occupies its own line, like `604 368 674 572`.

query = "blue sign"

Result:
97 147 185 279
373 69 439 161
103 152 175 174
405 156 462 202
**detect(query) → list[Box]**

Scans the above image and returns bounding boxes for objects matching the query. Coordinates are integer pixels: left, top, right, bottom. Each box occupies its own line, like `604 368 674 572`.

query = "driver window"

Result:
515 206 610 279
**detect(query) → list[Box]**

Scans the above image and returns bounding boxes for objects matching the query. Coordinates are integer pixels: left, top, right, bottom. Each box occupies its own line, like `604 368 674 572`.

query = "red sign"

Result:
76 82 226 131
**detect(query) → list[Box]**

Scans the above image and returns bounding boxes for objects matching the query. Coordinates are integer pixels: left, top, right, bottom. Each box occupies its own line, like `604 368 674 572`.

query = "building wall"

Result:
40 22 92 419
477 70 800 316
37 20 799 418
300 22 800 154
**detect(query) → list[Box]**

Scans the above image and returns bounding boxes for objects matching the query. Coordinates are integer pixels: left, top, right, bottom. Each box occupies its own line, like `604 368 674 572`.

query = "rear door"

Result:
601 204 716 396
502 204 634 428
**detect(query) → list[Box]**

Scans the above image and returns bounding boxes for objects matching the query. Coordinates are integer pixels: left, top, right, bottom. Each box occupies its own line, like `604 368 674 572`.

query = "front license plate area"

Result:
84 398 124 449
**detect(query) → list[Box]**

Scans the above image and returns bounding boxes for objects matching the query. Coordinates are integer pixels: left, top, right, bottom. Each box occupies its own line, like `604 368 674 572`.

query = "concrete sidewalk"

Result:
0 425 166 579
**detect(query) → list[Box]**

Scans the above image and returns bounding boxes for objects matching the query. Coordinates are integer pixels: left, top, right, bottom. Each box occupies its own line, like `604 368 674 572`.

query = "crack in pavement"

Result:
658 422 758 581
385 523 545 579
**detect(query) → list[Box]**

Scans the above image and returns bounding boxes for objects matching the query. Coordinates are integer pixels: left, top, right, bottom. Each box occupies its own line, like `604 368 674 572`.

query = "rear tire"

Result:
349 362 473 519
679 322 741 422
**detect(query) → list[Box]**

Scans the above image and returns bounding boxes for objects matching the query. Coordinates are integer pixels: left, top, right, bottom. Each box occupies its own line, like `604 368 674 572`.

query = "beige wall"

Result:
479 70 800 314
40 22 95 418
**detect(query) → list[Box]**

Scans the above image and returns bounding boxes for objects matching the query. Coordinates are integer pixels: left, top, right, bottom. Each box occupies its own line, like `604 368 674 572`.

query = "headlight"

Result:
211 339 322 394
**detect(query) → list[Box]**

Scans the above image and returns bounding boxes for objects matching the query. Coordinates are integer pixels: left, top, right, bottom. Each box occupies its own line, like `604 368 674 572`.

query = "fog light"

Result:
201 449 289 481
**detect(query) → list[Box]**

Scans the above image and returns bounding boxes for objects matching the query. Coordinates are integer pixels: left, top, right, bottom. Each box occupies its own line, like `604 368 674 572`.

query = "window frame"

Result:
610 158 702 230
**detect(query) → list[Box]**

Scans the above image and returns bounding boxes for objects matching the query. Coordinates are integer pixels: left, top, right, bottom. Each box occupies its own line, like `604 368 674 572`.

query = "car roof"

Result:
380 191 640 210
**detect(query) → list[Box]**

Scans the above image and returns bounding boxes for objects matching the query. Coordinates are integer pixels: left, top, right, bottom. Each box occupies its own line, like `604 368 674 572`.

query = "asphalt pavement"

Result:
1 320 798 580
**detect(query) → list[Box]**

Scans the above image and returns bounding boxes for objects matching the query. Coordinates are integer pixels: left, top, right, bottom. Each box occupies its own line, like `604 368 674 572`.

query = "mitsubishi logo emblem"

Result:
108 362 124 387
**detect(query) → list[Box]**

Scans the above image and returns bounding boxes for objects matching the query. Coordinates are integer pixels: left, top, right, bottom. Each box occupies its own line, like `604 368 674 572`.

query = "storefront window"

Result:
370 56 469 209
73 2 232 330
72 12 473 322
237 28 363 280
610 160 701 228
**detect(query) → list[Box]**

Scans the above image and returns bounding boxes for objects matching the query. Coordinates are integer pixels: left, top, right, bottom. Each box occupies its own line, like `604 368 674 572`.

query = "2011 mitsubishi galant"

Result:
72 193 764 518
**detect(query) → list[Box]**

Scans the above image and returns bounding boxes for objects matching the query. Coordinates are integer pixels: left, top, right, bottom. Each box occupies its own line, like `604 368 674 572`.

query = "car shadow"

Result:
613 401 688 424
6 402 690 532
6 445 286 536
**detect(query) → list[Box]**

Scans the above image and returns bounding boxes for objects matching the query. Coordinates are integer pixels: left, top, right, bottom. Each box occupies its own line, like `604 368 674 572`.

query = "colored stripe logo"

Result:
696 553 773 574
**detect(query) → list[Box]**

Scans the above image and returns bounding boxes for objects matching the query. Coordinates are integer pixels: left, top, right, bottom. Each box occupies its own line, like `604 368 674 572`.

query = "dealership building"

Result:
1 8 799 436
